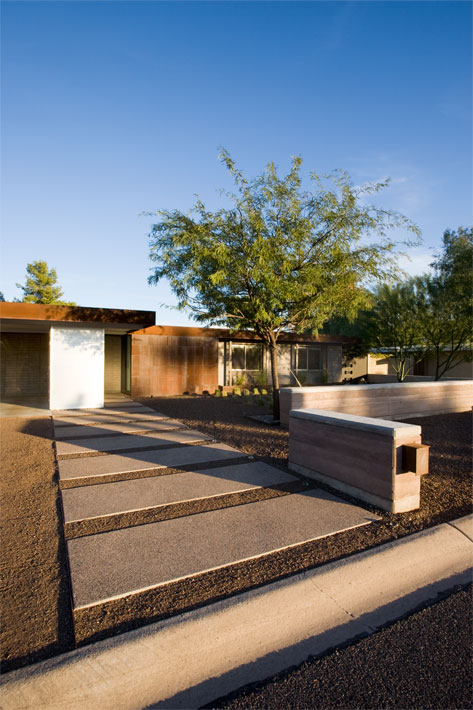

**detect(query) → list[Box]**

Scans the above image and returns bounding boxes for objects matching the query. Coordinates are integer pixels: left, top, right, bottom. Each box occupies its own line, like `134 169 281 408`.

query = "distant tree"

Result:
16 260 75 305
416 227 473 380
0 292 5 302
321 290 374 367
364 280 428 381
148 150 420 417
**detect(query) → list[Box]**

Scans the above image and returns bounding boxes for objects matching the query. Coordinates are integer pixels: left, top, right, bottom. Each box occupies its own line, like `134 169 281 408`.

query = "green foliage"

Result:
148 149 420 415
233 372 246 387
260 388 268 395
221 390 228 397
254 370 268 388
419 227 473 379
16 260 75 305
363 280 427 381
242 388 251 396
0 292 5 302
252 388 260 395
364 227 473 381
233 387 241 396
321 291 375 366
214 389 222 397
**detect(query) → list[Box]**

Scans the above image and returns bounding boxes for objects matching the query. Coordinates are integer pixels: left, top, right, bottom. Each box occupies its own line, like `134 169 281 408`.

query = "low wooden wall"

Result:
131 334 219 397
280 380 473 426
288 409 428 513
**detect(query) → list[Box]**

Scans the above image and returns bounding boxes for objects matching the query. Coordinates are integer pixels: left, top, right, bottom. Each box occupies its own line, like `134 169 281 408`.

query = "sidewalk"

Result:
1 515 471 710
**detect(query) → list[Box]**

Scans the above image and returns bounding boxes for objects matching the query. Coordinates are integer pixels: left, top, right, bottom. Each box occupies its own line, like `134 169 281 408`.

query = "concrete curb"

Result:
1 516 472 710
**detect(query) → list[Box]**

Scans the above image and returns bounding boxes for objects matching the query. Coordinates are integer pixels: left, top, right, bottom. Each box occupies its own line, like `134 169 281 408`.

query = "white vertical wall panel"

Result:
50 327 105 410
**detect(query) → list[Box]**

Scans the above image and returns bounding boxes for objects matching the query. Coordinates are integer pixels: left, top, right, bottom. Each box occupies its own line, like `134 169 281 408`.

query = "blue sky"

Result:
1 1 471 325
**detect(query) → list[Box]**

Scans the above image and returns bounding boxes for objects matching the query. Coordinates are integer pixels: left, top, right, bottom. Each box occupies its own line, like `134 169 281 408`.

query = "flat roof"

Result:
0 302 156 332
133 324 354 344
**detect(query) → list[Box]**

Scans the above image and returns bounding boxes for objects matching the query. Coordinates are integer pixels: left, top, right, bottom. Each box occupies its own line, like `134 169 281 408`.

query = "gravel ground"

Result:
1 396 471 672
208 584 473 710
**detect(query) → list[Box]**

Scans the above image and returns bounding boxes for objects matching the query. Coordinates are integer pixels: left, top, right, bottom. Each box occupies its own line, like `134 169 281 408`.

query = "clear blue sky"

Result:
1 1 471 325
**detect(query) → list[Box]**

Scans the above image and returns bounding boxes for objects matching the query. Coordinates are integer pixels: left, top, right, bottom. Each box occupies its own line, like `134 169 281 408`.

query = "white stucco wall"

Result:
49 326 105 410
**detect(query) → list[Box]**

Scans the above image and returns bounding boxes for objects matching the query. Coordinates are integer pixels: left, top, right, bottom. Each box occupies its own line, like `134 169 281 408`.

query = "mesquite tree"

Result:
148 150 420 418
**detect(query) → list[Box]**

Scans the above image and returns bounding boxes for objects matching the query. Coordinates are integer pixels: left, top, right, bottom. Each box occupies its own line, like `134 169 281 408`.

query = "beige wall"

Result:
289 410 425 513
280 380 473 426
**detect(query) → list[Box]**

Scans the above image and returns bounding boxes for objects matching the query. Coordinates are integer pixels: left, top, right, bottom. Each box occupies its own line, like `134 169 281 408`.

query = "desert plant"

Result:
254 370 268 388
233 372 246 387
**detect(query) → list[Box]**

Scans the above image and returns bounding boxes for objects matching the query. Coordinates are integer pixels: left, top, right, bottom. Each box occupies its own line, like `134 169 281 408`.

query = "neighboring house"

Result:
342 351 473 382
0 303 352 409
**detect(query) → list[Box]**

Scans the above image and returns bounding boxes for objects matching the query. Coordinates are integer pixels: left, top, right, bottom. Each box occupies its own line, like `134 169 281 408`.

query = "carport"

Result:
0 303 155 413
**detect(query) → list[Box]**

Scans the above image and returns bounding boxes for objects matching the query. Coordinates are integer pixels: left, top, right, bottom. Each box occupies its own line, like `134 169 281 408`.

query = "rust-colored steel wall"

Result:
131 334 219 396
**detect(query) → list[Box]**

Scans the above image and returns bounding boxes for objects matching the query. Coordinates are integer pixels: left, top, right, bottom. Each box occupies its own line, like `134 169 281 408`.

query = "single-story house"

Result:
0 302 352 409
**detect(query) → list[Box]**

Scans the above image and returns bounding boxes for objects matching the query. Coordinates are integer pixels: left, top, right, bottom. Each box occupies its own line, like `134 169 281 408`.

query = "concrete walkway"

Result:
51 401 380 614
1 516 471 710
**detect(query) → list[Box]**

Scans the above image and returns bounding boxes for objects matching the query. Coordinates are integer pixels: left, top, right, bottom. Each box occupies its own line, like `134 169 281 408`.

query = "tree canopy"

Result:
417 227 473 379
16 260 75 305
148 150 420 416
359 227 472 381
363 279 427 381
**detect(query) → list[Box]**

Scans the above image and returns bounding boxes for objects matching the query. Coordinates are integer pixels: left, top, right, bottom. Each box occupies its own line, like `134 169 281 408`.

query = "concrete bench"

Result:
288 409 429 513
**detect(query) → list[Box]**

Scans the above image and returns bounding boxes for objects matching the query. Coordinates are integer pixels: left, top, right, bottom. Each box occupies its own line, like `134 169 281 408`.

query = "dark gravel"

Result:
208 584 473 710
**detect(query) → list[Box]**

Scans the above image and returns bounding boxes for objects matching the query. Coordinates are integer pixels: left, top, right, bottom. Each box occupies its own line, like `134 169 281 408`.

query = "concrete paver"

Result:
53 411 168 427
58 442 244 482
67 489 380 608
61 462 298 522
2 518 470 710
55 429 212 456
53 405 157 417
53 419 186 440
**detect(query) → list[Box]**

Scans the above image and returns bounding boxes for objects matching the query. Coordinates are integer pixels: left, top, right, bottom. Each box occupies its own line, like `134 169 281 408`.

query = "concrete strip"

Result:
448 514 473 542
53 411 168 427
66 490 379 608
1 518 471 710
53 419 187 440
53 405 156 417
58 442 244 481
56 429 212 456
61 462 298 523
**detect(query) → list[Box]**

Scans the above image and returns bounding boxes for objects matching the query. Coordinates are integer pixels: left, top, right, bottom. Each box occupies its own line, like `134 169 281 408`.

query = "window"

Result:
231 344 263 371
295 345 321 370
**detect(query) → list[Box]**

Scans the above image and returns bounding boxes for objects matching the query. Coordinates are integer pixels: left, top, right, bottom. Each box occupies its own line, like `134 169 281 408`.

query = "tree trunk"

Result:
268 340 280 420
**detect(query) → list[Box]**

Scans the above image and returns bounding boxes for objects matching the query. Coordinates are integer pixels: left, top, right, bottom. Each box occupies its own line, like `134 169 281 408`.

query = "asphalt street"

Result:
209 584 472 710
